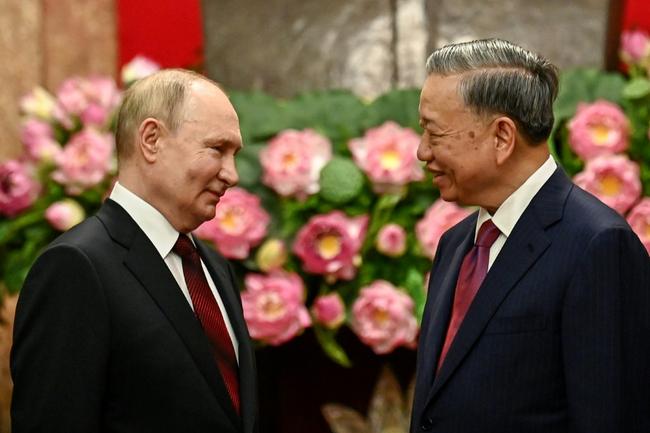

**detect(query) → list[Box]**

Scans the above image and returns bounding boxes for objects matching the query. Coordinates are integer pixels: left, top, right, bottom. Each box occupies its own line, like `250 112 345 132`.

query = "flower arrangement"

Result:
549 29 650 255
1 35 650 366
195 110 438 364
0 57 159 292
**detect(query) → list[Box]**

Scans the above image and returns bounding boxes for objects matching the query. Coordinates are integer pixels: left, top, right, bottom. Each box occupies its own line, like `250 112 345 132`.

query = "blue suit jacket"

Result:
411 168 650 433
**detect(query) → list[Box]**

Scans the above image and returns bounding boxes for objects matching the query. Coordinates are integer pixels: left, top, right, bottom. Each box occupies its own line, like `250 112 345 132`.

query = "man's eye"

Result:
425 131 442 143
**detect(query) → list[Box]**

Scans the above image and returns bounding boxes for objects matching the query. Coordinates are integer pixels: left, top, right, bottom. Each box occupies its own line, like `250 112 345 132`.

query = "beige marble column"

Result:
0 0 42 162
42 0 117 91
0 0 117 163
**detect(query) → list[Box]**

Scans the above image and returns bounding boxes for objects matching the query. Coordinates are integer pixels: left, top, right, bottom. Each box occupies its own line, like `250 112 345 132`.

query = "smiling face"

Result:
418 73 501 208
152 80 242 232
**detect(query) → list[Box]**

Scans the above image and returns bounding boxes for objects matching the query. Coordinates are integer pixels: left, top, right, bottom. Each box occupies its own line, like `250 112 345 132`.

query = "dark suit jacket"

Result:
411 169 650 433
11 199 258 433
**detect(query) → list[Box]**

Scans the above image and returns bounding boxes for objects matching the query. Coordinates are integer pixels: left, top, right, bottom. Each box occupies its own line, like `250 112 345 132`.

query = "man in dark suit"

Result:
11 69 258 433
411 39 650 433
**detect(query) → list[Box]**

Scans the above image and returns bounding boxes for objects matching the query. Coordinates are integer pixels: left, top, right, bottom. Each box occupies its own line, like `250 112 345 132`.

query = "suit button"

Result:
421 417 433 431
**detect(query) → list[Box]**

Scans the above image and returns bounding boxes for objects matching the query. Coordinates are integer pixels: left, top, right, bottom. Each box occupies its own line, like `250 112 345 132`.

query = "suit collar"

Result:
109 182 178 259
96 200 246 431
424 168 572 407
476 156 558 239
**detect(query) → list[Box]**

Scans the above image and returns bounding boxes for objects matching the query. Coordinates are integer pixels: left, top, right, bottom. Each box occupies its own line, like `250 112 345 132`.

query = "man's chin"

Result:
438 189 459 203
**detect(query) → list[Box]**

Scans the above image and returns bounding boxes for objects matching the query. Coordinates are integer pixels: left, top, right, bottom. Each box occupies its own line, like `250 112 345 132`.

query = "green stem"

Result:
0 210 45 245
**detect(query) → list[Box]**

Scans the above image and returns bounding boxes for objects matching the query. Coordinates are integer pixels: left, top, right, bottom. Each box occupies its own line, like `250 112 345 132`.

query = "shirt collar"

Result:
109 182 181 259
476 155 557 240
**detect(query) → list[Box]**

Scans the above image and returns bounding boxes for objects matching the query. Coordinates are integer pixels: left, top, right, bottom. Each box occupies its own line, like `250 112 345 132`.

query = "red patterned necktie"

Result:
437 219 501 372
173 234 240 414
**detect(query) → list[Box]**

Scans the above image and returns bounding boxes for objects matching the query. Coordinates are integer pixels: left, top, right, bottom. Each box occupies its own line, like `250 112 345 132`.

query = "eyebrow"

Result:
419 116 440 129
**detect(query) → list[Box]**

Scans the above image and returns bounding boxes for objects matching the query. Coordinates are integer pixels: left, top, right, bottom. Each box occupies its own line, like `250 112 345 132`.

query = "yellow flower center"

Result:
599 174 622 196
219 209 242 234
644 222 650 238
317 234 341 260
372 308 390 326
259 294 285 320
282 152 298 169
380 149 401 170
590 124 613 146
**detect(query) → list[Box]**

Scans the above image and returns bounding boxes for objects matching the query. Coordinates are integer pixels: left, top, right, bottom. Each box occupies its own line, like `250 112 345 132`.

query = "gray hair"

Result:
115 69 221 161
426 38 559 144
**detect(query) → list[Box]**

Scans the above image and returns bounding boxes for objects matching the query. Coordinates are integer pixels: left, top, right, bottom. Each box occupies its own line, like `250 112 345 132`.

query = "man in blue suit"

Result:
411 39 650 433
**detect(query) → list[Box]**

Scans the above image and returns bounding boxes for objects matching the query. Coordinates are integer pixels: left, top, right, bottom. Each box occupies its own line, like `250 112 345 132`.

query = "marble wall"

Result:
203 0 610 99
0 0 116 161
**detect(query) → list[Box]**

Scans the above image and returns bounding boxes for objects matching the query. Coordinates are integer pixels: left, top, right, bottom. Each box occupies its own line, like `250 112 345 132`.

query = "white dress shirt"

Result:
109 182 239 362
476 155 557 270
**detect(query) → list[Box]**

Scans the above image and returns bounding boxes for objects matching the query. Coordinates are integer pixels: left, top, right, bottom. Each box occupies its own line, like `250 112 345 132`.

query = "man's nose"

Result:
417 138 432 162
220 156 239 187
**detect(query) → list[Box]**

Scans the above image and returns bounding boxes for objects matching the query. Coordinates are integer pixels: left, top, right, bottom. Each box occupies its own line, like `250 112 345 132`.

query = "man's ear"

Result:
493 116 516 165
138 118 164 163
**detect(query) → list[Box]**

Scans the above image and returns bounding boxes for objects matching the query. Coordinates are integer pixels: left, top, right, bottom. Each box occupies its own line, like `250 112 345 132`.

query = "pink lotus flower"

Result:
350 280 418 354
241 271 311 345
51 128 114 195
416 199 471 259
121 55 161 85
19 87 56 121
20 119 61 163
349 121 424 193
293 211 368 281
45 199 85 231
260 129 332 199
376 223 407 257
53 76 121 129
311 293 346 329
194 187 270 259
620 30 650 63
0 160 40 217
568 101 630 160
627 198 650 254
574 155 642 215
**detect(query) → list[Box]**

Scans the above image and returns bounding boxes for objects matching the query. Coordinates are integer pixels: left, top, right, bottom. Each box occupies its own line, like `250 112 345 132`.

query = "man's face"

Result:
155 81 242 232
417 74 498 207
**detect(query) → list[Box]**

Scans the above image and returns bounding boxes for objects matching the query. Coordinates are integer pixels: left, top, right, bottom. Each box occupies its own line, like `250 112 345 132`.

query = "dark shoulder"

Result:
440 211 478 247
564 184 633 236
44 214 120 261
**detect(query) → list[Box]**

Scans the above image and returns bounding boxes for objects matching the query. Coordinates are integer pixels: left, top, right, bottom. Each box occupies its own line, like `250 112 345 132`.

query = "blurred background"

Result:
3 0 648 161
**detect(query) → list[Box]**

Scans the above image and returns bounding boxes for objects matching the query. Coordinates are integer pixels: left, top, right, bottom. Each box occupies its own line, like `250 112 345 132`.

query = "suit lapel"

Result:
415 223 474 414
425 168 572 405
97 200 241 430
196 241 257 433
426 224 474 381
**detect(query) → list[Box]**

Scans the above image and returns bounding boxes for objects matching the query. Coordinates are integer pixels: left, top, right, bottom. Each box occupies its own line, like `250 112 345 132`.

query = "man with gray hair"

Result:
11 69 258 433
412 39 649 433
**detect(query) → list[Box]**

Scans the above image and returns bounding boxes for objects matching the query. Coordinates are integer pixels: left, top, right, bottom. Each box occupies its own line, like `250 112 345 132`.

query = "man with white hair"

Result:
412 39 649 433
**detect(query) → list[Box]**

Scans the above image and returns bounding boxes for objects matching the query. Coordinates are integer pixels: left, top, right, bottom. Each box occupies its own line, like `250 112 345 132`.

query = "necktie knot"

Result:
476 219 500 248
173 234 198 260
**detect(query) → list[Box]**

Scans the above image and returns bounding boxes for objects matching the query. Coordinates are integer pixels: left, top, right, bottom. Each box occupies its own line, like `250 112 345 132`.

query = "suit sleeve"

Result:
562 226 650 433
11 244 110 433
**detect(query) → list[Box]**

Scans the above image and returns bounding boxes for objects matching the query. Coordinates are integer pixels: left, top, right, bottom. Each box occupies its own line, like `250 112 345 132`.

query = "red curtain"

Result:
116 0 204 73
622 0 650 31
